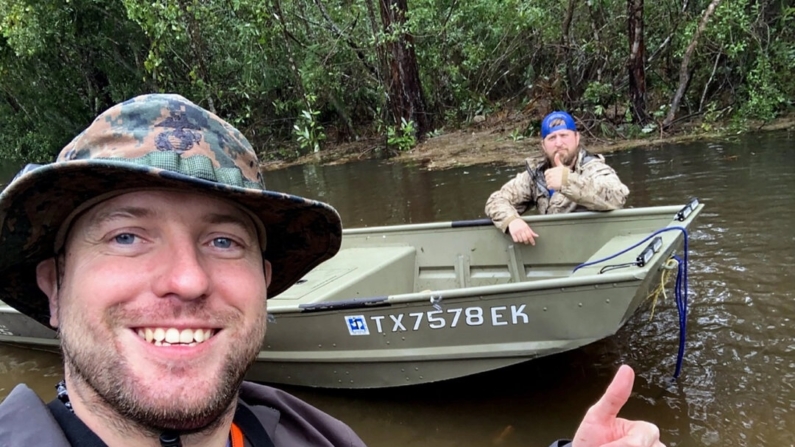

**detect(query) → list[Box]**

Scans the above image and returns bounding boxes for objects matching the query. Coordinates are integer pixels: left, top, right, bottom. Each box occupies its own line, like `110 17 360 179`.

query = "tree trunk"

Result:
663 0 723 128
587 0 605 83
378 0 430 138
627 0 647 123
364 0 387 80
560 0 577 100
177 0 215 113
270 0 309 111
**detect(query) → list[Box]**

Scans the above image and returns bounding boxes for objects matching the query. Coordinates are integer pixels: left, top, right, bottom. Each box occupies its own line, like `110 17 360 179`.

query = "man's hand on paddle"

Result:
545 153 568 191
507 219 539 245
572 365 665 447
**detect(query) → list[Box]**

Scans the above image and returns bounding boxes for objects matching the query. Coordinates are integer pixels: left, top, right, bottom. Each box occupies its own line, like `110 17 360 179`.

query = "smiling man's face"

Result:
37 189 271 433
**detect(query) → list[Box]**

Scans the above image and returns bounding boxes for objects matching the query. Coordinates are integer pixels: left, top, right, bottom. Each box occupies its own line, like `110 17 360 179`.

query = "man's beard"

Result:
548 150 575 168
59 300 267 436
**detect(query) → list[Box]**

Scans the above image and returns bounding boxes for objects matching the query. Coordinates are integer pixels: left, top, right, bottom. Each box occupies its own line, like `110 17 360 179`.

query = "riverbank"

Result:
260 114 795 172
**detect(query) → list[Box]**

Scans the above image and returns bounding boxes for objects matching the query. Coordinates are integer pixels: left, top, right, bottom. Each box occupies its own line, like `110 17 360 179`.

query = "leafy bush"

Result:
387 118 417 152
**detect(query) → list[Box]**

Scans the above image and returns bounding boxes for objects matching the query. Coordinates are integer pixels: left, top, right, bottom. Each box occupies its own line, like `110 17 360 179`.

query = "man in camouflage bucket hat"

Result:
485 110 630 245
0 94 366 446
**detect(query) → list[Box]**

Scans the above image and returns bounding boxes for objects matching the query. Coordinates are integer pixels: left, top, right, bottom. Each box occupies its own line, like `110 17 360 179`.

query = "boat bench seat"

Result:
269 245 417 305
569 233 651 277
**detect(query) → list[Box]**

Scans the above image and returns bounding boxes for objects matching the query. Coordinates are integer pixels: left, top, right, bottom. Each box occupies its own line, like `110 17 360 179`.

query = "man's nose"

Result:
152 241 211 301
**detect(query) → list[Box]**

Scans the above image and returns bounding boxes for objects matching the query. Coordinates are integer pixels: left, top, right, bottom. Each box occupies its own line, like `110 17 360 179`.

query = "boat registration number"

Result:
344 305 529 336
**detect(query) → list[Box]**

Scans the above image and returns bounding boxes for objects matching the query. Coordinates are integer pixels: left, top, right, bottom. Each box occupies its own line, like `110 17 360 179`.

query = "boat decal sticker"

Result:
344 315 370 335
345 305 529 335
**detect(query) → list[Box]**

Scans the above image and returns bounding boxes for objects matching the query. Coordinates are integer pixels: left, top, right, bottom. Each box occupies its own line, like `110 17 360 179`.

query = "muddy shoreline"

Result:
261 116 795 172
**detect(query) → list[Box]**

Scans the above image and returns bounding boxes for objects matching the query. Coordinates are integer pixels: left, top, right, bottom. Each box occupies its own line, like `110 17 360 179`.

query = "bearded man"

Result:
485 111 629 245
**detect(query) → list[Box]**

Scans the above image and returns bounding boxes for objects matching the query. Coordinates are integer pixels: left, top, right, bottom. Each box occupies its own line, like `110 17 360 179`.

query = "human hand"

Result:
545 153 568 191
507 219 539 245
572 365 664 447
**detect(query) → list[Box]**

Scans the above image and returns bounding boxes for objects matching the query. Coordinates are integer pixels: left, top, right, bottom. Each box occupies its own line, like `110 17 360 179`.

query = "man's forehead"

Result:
55 188 268 252
80 190 256 229
545 128 577 138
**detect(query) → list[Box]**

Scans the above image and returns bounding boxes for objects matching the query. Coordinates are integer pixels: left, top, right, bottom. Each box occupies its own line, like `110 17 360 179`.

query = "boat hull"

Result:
249 278 653 388
0 202 702 388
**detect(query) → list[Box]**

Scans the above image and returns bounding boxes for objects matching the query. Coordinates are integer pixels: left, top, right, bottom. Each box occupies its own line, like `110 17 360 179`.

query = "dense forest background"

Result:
1 0 793 162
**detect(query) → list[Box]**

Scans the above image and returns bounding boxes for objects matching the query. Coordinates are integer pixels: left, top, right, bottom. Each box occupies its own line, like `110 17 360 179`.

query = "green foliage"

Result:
0 0 48 56
426 128 445 138
583 81 616 109
1 0 795 162
409 0 553 121
293 96 326 155
509 129 525 141
641 123 657 135
386 118 417 152
738 55 786 121
0 0 148 161
0 115 58 162
617 123 643 139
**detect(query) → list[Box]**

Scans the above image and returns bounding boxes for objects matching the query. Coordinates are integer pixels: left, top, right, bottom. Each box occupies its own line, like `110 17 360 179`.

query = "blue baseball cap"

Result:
541 111 577 138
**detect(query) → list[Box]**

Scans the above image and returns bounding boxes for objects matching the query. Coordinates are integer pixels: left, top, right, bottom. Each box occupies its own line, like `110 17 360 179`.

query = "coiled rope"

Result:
573 226 691 379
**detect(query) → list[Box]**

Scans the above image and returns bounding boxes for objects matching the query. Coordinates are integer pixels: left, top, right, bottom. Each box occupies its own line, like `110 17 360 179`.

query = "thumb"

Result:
554 152 563 167
586 365 634 424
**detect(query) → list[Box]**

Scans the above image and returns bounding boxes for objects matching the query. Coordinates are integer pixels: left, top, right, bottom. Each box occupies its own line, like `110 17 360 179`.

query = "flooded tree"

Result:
378 0 430 139
663 0 724 128
627 0 647 123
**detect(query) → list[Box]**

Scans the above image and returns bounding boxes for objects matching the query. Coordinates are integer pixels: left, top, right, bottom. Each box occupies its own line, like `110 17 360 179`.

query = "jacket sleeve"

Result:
484 170 535 232
559 158 628 210
239 382 367 447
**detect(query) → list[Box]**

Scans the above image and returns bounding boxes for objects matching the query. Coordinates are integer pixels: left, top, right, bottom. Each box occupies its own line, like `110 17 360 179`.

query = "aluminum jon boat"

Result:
0 200 703 389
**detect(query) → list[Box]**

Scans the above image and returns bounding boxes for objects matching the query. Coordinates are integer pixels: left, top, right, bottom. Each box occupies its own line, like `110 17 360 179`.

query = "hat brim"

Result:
0 160 342 328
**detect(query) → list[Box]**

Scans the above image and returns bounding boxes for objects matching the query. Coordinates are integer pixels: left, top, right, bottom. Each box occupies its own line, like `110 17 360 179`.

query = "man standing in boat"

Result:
485 110 629 245
0 95 659 447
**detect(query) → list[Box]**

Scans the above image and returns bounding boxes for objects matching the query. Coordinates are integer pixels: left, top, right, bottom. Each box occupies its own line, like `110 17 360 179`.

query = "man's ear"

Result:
36 258 60 328
263 260 273 289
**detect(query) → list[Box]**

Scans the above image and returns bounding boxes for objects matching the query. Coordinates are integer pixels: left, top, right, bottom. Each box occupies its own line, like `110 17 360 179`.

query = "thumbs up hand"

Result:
571 365 664 447
544 152 569 191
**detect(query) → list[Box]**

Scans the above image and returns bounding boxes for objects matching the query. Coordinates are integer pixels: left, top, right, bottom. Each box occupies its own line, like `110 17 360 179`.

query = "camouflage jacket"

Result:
485 148 629 232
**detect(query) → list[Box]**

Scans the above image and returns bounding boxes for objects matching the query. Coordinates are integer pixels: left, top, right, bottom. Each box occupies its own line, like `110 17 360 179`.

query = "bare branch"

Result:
646 0 689 69
699 48 722 112
663 0 723 128
311 0 379 80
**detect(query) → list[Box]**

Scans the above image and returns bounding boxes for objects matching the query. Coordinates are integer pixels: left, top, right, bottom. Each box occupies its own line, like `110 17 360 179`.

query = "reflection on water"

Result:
1 130 794 446
0 344 62 401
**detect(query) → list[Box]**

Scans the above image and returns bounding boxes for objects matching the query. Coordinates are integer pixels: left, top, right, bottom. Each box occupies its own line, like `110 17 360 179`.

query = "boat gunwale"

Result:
342 205 687 235
282 204 704 314
291 269 646 314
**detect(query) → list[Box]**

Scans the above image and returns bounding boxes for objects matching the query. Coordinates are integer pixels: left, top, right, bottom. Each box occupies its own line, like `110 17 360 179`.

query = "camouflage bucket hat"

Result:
0 93 342 327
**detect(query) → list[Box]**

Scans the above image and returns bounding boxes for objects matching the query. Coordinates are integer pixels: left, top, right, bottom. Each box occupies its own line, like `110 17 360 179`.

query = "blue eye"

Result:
114 233 136 245
212 237 234 248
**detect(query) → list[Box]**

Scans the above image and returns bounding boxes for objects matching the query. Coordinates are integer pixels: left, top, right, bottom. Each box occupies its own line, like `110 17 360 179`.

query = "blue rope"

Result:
573 226 686 273
572 226 690 379
672 255 687 378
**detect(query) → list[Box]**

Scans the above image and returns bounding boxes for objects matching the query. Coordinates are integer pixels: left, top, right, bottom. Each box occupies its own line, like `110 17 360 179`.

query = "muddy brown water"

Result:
1 130 793 446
